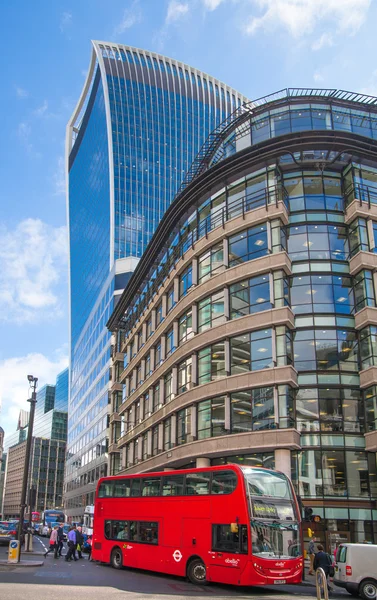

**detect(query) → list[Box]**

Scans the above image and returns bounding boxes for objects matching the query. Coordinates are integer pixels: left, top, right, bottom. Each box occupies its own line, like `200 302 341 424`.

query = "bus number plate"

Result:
274 580 286 584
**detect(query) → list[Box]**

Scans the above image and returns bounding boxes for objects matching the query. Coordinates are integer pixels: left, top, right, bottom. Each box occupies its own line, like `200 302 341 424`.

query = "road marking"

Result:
34 570 70 578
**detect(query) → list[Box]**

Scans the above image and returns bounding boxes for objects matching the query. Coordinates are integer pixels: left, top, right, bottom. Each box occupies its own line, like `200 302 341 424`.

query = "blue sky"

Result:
1 0 377 439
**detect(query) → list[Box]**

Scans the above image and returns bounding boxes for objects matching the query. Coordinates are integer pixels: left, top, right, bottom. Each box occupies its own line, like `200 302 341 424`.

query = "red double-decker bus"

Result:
92 464 303 587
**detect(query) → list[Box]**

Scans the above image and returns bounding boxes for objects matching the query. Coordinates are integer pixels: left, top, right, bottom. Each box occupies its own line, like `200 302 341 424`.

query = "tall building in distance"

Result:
65 41 247 520
0 427 4 517
108 88 377 549
2 368 68 518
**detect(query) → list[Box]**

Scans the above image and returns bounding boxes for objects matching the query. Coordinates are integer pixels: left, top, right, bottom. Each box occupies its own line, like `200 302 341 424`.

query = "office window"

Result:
228 225 268 266
179 310 194 343
230 329 273 375
198 292 225 333
198 243 224 283
198 342 226 384
179 265 193 298
178 357 192 393
197 396 226 439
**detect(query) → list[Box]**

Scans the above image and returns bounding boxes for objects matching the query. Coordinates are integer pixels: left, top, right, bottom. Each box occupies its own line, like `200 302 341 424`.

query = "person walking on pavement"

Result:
45 525 59 559
308 536 316 575
57 523 65 557
76 525 84 559
314 544 333 595
65 526 78 561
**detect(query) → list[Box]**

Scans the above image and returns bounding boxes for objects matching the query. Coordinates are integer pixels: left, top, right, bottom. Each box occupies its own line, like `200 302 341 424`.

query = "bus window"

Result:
98 482 114 497
114 480 131 497
141 478 161 496
211 470 237 494
139 521 159 544
162 474 184 496
186 473 211 495
212 524 248 554
129 521 138 541
130 479 141 497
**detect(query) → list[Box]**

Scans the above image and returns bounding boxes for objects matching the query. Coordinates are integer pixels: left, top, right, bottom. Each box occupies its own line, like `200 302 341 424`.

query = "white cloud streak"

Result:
202 0 226 9
114 0 142 35
311 32 334 50
60 11 72 32
244 0 371 38
166 0 189 24
53 156 66 196
0 219 67 324
0 349 68 440
33 99 49 117
15 86 29 99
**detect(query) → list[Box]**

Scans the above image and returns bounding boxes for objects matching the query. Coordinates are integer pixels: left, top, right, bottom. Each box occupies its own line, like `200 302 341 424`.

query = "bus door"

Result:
207 524 248 585
182 518 210 571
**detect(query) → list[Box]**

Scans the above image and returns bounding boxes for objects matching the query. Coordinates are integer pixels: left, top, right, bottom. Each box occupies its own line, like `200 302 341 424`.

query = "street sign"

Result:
8 539 20 563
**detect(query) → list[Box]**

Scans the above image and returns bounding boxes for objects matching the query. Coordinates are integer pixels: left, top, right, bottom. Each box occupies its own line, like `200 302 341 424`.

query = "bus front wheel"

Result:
110 547 123 569
187 558 207 585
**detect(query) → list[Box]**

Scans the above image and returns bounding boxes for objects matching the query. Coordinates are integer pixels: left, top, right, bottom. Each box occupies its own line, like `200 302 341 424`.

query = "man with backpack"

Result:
314 543 334 595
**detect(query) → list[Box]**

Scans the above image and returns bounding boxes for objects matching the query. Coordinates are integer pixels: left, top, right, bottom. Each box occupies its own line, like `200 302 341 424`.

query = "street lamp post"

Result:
17 375 38 562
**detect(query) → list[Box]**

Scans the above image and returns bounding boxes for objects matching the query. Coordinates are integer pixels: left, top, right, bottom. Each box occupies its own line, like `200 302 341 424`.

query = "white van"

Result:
334 543 377 599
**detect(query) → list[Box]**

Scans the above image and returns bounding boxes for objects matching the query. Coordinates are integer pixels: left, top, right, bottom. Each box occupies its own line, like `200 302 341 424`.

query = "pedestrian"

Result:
308 536 316 575
65 526 78 562
86 535 93 561
76 525 84 559
45 526 59 559
314 543 333 595
57 523 65 557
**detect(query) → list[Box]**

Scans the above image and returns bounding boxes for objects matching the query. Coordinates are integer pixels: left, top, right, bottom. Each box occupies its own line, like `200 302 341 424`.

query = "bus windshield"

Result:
242 468 292 499
242 468 302 559
250 520 301 559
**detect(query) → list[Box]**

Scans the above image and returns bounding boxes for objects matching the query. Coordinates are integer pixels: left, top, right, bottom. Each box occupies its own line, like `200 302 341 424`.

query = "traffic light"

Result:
304 507 313 522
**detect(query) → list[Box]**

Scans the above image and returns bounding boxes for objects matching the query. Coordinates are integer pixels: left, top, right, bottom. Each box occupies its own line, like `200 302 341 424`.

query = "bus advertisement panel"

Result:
92 465 303 587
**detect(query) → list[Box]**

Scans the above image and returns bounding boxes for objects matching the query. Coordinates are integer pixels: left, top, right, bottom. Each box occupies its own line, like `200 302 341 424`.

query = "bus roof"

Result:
96 464 284 487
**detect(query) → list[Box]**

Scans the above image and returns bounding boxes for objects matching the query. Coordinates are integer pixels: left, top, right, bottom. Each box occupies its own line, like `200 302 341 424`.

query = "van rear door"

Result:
334 545 348 584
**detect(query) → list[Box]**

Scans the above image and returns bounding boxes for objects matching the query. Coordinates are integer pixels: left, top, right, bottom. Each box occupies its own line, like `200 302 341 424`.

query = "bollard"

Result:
24 533 33 552
315 567 329 600
8 539 21 563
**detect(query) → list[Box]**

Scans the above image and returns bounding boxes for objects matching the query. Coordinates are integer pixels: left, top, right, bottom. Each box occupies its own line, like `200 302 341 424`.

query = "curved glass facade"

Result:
65 41 247 520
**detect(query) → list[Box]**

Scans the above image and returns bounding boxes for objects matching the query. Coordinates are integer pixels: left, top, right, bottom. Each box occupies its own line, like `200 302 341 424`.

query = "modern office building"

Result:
64 40 247 519
2 369 68 518
107 88 377 550
0 427 4 517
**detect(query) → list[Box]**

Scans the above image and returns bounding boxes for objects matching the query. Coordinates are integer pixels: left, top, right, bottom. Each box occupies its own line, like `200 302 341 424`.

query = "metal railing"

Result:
345 183 377 208
316 567 329 600
120 183 288 333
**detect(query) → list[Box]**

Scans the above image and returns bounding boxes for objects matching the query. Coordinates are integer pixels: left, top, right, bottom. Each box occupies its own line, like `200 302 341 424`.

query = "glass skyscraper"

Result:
65 41 247 519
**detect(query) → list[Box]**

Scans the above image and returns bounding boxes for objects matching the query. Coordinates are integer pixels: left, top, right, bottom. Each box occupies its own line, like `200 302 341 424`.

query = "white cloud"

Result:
60 11 72 32
311 32 334 50
53 156 66 196
15 86 29 99
114 0 142 35
17 122 40 157
313 70 324 83
244 0 371 38
0 348 68 440
166 0 189 24
34 99 48 117
202 0 226 9
0 219 67 324
360 69 377 98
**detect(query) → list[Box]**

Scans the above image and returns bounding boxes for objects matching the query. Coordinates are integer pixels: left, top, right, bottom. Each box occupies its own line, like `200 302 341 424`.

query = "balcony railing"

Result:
345 183 377 208
120 183 289 334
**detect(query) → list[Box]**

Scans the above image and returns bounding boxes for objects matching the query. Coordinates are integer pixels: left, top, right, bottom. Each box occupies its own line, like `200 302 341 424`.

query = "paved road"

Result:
0 536 349 600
